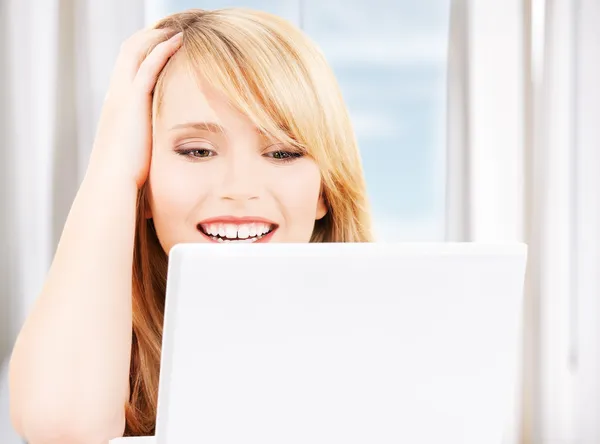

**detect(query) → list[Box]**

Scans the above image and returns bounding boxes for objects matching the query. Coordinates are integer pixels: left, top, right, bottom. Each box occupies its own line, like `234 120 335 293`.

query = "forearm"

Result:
9 170 139 442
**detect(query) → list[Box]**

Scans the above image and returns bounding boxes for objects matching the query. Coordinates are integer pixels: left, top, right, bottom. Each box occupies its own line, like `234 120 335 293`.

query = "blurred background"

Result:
1 0 599 443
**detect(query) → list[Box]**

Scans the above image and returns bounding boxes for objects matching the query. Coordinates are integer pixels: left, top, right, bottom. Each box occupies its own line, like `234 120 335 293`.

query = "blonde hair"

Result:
125 8 373 436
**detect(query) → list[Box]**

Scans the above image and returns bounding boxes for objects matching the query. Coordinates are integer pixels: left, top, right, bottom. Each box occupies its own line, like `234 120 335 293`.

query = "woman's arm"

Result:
8 28 183 444
9 171 138 444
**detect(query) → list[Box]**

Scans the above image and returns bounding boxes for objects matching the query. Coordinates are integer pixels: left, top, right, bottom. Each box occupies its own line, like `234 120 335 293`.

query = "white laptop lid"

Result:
155 242 527 444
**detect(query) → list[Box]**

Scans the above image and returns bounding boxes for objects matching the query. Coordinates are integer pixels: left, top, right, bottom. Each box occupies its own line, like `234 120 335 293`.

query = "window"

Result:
146 0 450 241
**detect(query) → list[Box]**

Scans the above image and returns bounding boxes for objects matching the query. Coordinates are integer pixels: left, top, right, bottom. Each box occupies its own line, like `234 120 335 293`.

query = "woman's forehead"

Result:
156 65 226 123
155 64 265 137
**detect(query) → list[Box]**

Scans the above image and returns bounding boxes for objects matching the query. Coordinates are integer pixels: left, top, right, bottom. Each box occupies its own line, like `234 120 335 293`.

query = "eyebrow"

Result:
169 121 266 136
169 122 227 133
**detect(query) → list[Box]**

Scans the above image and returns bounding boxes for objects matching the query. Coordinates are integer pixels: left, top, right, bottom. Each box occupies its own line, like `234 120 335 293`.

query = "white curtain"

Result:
0 1 145 442
446 0 600 443
572 1 600 441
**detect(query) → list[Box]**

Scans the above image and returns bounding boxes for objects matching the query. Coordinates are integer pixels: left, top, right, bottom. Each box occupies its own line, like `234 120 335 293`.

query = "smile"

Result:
197 218 278 243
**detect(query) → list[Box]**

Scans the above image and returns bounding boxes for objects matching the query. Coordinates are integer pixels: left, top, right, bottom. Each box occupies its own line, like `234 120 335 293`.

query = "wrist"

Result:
83 158 140 193
82 165 141 202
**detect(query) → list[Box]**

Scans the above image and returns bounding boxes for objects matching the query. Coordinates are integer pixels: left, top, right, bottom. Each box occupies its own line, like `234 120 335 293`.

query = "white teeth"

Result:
237 225 250 239
225 225 238 239
201 221 274 242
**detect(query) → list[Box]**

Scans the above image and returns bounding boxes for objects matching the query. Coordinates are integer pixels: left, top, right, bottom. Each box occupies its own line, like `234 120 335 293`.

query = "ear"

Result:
315 193 328 221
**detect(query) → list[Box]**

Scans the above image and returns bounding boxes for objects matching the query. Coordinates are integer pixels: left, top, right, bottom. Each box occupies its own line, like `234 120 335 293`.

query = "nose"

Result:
218 156 260 201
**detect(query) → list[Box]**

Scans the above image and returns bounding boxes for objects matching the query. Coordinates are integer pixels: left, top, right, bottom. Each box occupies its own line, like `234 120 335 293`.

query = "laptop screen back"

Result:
156 243 527 444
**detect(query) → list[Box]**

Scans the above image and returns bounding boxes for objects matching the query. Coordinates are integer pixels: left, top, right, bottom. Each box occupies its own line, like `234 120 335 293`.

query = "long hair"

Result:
125 8 373 436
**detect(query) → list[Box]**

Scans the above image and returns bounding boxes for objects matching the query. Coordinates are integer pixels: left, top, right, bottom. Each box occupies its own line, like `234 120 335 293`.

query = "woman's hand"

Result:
88 27 183 189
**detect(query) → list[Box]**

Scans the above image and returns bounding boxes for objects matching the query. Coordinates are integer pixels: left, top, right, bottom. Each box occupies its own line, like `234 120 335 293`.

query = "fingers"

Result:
117 28 180 81
133 32 184 95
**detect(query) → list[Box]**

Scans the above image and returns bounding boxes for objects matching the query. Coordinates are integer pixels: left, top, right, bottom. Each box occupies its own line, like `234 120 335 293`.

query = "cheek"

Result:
147 155 208 242
272 161 322 223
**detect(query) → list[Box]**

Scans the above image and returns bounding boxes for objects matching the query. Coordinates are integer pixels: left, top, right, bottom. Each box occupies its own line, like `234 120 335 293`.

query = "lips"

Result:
197 217 278 243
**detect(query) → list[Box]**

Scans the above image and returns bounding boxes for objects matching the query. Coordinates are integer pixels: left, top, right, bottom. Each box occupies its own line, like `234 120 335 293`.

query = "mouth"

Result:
197 218 278 243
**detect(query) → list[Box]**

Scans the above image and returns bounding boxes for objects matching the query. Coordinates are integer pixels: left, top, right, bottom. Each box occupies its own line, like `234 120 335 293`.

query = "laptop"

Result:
111 242 527 444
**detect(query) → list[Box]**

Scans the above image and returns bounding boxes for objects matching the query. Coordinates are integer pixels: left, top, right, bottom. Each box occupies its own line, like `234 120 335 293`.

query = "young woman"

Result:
9 8 373 443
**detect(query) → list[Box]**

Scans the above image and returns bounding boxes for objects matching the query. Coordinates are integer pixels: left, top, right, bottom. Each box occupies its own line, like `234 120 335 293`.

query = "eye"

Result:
264 148 304 163
175 148 216 160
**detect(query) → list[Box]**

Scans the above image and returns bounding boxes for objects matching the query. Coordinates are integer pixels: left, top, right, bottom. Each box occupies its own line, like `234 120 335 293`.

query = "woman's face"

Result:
147 63 327 254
